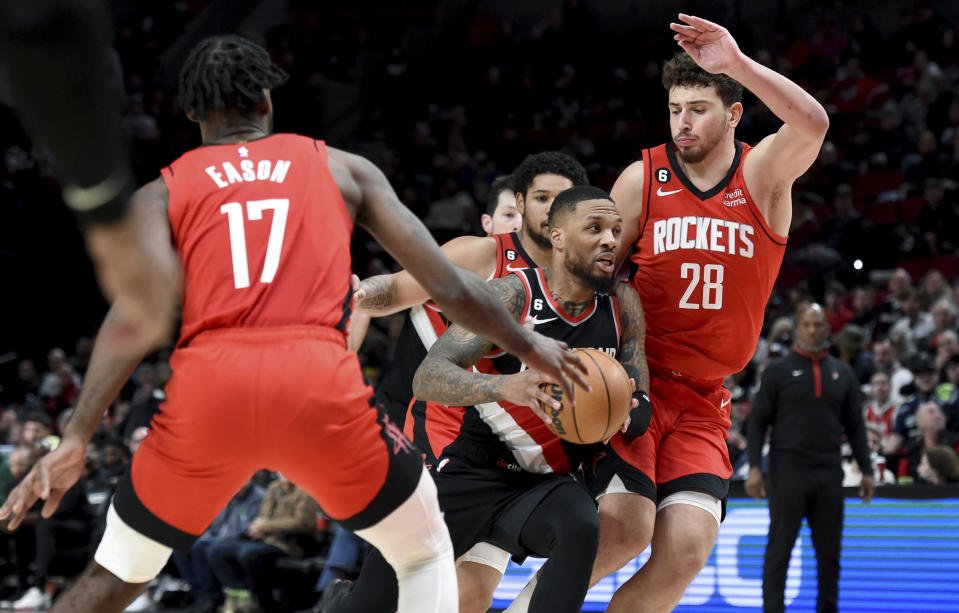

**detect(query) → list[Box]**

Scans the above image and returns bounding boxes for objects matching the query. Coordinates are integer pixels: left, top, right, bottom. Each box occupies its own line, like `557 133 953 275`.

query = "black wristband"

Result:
63 171 135 228
625 390 652 437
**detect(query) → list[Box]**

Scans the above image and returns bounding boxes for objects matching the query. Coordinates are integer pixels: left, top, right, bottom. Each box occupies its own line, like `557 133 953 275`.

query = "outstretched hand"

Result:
0 439 86 531
669 13 744 75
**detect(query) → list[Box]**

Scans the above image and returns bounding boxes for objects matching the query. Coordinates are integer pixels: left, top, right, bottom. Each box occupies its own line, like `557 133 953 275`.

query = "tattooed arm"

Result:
413 275 561 416
354 234 498 316
615 282 652 436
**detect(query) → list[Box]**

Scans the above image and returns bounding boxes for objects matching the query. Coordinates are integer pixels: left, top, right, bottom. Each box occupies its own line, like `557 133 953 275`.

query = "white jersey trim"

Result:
472 365 552 474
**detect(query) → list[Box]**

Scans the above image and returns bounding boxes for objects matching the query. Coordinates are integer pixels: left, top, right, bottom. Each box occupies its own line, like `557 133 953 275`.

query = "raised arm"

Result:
610 161 645 266
671 14 829 236
615 283 652 435
413 275 560 416
330 148 588 394
355 235 497 316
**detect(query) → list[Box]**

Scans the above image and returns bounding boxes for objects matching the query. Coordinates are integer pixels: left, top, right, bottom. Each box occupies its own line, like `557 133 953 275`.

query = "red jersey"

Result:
864 400 896 439
161 134 353 347
630 142 787 381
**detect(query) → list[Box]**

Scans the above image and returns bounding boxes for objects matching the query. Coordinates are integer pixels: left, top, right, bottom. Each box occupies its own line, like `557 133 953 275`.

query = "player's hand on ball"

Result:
502 369 561 424
518 332 590 401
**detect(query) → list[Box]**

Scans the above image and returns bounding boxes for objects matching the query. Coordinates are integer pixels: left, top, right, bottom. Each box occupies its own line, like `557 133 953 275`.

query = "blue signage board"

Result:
491 497 959 612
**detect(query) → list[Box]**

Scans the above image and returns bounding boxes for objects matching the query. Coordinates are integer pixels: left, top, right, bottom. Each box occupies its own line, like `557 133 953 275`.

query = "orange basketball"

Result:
539 348 633 444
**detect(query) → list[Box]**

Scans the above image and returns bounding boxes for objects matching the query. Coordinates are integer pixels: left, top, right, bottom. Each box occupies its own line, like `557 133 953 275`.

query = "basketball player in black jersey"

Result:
324 186 652 613
346 152 587 613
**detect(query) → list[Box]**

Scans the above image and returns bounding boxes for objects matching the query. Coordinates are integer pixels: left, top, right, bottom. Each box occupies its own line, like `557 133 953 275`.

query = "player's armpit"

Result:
610 161 645 265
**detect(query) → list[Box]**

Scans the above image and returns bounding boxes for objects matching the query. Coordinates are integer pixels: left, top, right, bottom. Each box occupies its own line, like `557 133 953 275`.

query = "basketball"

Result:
539 348 633 444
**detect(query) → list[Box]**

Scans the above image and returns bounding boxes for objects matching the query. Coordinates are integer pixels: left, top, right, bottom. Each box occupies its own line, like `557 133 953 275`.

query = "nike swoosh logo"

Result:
656 187 683 196
505 263 527 272
529 316 558 325
720 398 731 409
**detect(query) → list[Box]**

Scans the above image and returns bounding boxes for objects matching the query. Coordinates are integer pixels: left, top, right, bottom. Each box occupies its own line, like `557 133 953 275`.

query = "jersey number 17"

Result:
220 199 289 289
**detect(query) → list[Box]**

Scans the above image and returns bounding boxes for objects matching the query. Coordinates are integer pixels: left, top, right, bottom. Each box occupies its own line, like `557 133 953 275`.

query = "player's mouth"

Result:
596 253 615 273
676 135 697 146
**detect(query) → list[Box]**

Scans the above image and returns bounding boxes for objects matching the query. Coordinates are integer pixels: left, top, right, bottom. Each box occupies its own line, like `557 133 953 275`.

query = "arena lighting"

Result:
854 259 864 271
493 497 959 612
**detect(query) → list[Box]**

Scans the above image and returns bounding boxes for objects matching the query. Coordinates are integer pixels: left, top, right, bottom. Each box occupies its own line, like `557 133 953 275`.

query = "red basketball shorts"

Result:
113 327 422 550
606 370 732 501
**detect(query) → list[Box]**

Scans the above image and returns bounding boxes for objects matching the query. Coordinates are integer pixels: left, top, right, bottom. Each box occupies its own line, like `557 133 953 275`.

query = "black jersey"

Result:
442 267 623 474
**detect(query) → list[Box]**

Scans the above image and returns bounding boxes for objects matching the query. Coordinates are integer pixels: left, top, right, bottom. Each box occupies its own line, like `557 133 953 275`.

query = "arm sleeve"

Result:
747 366 777 469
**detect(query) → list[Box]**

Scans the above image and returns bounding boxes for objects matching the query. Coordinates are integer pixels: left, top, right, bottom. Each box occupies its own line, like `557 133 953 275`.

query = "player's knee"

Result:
355 468 453 570
656 527 714 581
456 567 498 613
599 495 654 562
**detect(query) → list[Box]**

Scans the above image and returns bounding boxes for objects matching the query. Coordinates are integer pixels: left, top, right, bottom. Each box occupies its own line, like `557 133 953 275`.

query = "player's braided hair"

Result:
511 151 589 200
662 52 743 107
179 35 289 120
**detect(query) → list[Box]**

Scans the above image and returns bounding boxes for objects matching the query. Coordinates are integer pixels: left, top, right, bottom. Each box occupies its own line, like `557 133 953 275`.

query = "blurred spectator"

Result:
42 363 81 417
753 316 794 371
865 371 897 445
834 323 872 383
207 474 321 612
889 288 935 351
824 282 854 333
0 446 32 498
874 268 912 337
848 285 879 341
8 480 96 611
887 355 947 457
37 349 80 399
844 423 896 486
920 269 954 309
903 402 959 479
20 412 56 460
0 409 19 446
923 300 958 352
870 338 914 404
3 360 40 407
917 444 959 485
172 478 266 613
916 178 959 254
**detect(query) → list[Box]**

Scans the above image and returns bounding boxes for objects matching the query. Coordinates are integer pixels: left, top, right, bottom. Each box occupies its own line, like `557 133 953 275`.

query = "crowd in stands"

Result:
2 0 959 610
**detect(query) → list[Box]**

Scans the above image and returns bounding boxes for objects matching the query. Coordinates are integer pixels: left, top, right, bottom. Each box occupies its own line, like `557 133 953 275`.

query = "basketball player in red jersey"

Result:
506 14 830 613
348 153 589 613
0 36 588 613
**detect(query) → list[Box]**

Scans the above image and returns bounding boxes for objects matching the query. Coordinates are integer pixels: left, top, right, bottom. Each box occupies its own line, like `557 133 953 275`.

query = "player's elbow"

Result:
806 104 830 138
411 363 431 401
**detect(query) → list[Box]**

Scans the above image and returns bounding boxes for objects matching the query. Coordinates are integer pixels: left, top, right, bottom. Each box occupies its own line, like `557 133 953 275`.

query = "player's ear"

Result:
186 108 199 123
550 225 564 250
515 192 526 216
727 101 743 128
481 214 493 235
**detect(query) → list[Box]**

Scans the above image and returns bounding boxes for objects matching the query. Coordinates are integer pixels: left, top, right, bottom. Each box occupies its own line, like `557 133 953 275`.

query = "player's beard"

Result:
675 116 727 164
527 222 553 250
566 251 615 294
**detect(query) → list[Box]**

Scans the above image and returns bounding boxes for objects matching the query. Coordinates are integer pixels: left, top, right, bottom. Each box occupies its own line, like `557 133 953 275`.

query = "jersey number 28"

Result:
679 263 724 310
220 199 289 289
